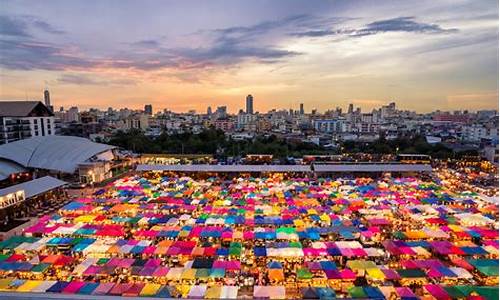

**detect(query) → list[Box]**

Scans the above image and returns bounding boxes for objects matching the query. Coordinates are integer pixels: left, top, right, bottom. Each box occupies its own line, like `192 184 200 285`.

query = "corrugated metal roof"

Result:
136 164 311 172
0 160 27 181
0 136 116 173
137 164 432 173
0 176 67 198
137 163 432 173
313 164 432 172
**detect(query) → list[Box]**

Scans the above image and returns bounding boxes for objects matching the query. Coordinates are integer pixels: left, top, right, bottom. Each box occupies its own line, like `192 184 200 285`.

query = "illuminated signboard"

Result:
0 190 25 209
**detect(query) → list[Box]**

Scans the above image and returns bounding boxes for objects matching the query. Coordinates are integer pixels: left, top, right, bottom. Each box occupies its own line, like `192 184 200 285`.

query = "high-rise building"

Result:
44 89 52 112
348 103 354 114
246 94 254 114
67 107 80 123
300 103 304 115
207 106 212 115
144 104 153 115
215 106 227 119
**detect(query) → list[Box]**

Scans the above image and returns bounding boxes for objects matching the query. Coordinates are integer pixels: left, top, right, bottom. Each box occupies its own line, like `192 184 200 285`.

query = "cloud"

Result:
0 15 31 37
131 39 160 48
292 16 457 38
0 38 95 70
0 39 96 70
291 29 350 37
212 14 312 39
174 14 335 66
57 73 136 85
0 14 460 74
354 16 458 36
0 15 65 37
31 19 65 34
110 15 315 71
176 40 299 65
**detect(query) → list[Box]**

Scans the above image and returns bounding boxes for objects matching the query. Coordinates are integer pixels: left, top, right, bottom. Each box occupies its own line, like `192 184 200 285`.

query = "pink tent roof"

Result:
145 259 162 268
152 266 169 277
83 265 101 275
396 287 416 298
226 260 241 270
143 246 156 255
352 248 367 257
381 269 401 280
92 283 115 295
106 258 121 267
118 258 135 268
424 284 451 300
62 281 85 294
339 269 356 279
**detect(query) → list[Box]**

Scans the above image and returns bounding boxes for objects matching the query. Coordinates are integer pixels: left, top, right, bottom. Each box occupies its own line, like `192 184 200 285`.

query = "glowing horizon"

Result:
1 0 498 113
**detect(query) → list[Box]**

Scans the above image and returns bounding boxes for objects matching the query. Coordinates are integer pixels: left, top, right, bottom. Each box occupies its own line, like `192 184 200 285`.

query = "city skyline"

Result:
1 0 498 112
11 93 499 115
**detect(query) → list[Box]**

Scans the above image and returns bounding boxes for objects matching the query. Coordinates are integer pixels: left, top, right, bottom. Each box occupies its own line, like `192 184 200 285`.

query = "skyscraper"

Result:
246 94 254 114
144 104 153 115
348 103 354 114
207 106 212 115
44 89 52 111
300 103 304 115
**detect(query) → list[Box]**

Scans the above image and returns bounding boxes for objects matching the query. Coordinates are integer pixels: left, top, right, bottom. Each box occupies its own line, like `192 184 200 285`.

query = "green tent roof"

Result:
396 269 426 278
348 286 367 298
297 268 313 280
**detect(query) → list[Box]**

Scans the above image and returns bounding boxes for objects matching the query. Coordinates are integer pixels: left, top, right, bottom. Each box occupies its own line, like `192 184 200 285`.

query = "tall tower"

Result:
299 103 304 115
246 94 254 114
348 103 354 114
44 89 51 110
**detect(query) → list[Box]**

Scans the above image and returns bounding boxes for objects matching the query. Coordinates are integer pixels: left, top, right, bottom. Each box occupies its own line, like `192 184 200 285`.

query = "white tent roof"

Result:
0 135 116 173
0 176 67 198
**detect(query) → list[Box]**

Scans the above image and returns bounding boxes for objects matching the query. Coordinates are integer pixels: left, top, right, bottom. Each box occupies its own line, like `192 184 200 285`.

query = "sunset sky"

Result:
0 0 498 113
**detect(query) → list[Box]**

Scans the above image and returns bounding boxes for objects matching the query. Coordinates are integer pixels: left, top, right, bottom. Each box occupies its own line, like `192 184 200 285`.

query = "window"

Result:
34 119 37 124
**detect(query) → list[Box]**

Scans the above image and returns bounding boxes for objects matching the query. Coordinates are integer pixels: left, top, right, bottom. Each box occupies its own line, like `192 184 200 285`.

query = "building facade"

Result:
0 101 55 144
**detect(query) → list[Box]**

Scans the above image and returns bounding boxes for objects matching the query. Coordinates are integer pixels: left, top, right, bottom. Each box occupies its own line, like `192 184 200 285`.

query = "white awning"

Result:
0 176 67 198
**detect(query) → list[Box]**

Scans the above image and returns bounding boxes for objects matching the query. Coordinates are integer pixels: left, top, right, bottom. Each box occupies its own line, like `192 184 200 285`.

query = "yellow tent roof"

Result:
293 219 305 227
205 286 222 299
366 268 385 280
16 280 42 292
346 260 377 270
181 268 197 280
74 215 96 223
319 214 330 222
139 283 162 296
0 278 13 291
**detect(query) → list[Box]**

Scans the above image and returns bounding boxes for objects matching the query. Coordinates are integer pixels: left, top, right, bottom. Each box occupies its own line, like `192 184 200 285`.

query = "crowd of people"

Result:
0 172 497 299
